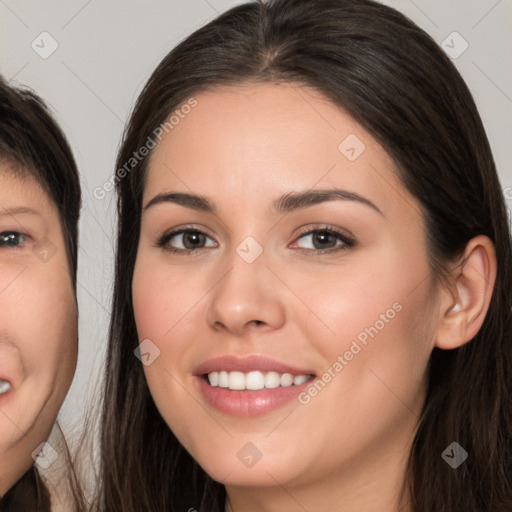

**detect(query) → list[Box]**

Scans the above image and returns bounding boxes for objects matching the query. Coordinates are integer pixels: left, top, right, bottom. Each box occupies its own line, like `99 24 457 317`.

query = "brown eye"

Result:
293 228 355 252
0 231 27 248
157 229 216 253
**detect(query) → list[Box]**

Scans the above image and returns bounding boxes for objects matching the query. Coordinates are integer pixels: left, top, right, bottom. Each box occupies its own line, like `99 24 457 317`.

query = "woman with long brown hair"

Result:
97 0 512 510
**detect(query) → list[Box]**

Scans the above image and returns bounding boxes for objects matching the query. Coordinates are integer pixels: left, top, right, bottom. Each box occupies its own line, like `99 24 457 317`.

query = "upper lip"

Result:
0 375 12 388
0 342 24 390
194 355 315 376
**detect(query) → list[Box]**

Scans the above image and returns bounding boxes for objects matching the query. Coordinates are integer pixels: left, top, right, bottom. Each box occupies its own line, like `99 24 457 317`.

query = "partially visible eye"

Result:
292 227 355 253
0 231 27 248
157 228 217 253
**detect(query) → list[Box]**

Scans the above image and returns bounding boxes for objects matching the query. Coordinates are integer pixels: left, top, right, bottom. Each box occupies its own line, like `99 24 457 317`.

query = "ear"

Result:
435 235 497 350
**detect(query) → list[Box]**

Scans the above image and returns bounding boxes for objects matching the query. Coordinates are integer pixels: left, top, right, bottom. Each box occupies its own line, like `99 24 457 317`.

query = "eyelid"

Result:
0 230 28 237
289 224 356 252
155 225 218 252
293 224 355 241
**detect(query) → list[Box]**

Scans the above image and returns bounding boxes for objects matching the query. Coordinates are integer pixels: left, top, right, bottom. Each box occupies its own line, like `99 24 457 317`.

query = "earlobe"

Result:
435 235 497 350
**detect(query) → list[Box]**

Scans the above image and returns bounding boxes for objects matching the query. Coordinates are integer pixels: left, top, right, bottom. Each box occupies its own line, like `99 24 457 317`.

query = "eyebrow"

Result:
0 206 40 216
144 188 384 217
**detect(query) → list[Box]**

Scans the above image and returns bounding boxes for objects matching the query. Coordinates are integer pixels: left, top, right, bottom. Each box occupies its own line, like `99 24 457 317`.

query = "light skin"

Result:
132 83 496 512
0 165 77 496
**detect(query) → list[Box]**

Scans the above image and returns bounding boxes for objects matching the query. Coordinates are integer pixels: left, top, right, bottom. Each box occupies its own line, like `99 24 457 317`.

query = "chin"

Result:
208 464 288 488
191 445 305 489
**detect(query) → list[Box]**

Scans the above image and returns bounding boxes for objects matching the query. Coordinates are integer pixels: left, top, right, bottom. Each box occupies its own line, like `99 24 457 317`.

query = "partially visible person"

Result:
0 75 83 511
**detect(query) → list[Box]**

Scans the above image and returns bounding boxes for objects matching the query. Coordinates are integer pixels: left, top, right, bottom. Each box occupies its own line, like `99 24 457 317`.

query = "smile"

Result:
207 370 311 390
194 356 316 416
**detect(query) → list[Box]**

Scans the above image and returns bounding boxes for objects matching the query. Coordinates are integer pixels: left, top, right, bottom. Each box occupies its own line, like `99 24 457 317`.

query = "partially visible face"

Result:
0 165 77 495
132 83 441 493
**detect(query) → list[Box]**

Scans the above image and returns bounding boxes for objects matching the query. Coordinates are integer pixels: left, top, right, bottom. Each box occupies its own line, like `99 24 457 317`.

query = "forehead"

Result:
0 160 56 213
144 82 417 222
149 82 365 169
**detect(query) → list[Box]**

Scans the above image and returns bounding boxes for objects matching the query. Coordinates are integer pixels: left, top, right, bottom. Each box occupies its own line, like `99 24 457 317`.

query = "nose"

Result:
206 252 286 337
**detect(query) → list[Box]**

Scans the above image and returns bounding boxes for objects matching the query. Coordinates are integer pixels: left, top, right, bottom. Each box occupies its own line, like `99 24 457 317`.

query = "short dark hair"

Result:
99 0 512 510
0 74 81 287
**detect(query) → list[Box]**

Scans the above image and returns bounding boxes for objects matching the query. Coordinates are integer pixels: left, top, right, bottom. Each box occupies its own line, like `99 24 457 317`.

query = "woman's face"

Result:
0 166 77 495
133 83 442 494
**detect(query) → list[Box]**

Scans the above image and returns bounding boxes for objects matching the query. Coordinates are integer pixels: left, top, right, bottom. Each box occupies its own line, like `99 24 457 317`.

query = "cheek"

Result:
132 256 212 342
0 260 77 444
283 269 434 474
315 254 433 388
290 245 435 414
2 264 78 381
132 257 223 441
132 270 180 342
289 247 431 348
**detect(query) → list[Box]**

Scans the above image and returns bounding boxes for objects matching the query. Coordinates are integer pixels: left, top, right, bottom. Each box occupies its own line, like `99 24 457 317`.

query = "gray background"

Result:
0 0 510 432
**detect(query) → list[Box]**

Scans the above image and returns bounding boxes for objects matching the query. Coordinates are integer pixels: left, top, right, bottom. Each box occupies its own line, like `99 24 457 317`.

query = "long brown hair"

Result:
0 467 50 512
98 0 512 510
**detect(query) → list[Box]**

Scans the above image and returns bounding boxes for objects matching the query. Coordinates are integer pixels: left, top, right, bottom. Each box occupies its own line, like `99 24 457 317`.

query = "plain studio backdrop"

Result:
0 0 511 436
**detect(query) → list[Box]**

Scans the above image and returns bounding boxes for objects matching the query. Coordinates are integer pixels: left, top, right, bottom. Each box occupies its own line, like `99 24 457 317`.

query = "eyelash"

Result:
294 225 355 254
155 225 356 255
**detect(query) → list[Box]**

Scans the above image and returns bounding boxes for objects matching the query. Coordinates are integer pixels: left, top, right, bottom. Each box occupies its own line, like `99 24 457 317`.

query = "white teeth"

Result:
281 373 294 386
246 371 265 390
206 371 311 390
265 371 281 389
208 371 219 386
229 371 245 390
218 371 229 388
0 379 11 395
293 375 309 385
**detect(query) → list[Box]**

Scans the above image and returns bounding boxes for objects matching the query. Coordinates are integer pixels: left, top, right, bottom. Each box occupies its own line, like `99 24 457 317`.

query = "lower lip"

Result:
196 376 312 417
0 387 14 405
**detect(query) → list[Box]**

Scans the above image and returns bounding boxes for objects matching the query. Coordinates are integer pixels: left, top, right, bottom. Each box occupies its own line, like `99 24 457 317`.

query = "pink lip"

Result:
0 376 14 404
0 342 24 393
0 374 13 387
193 355 315 417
